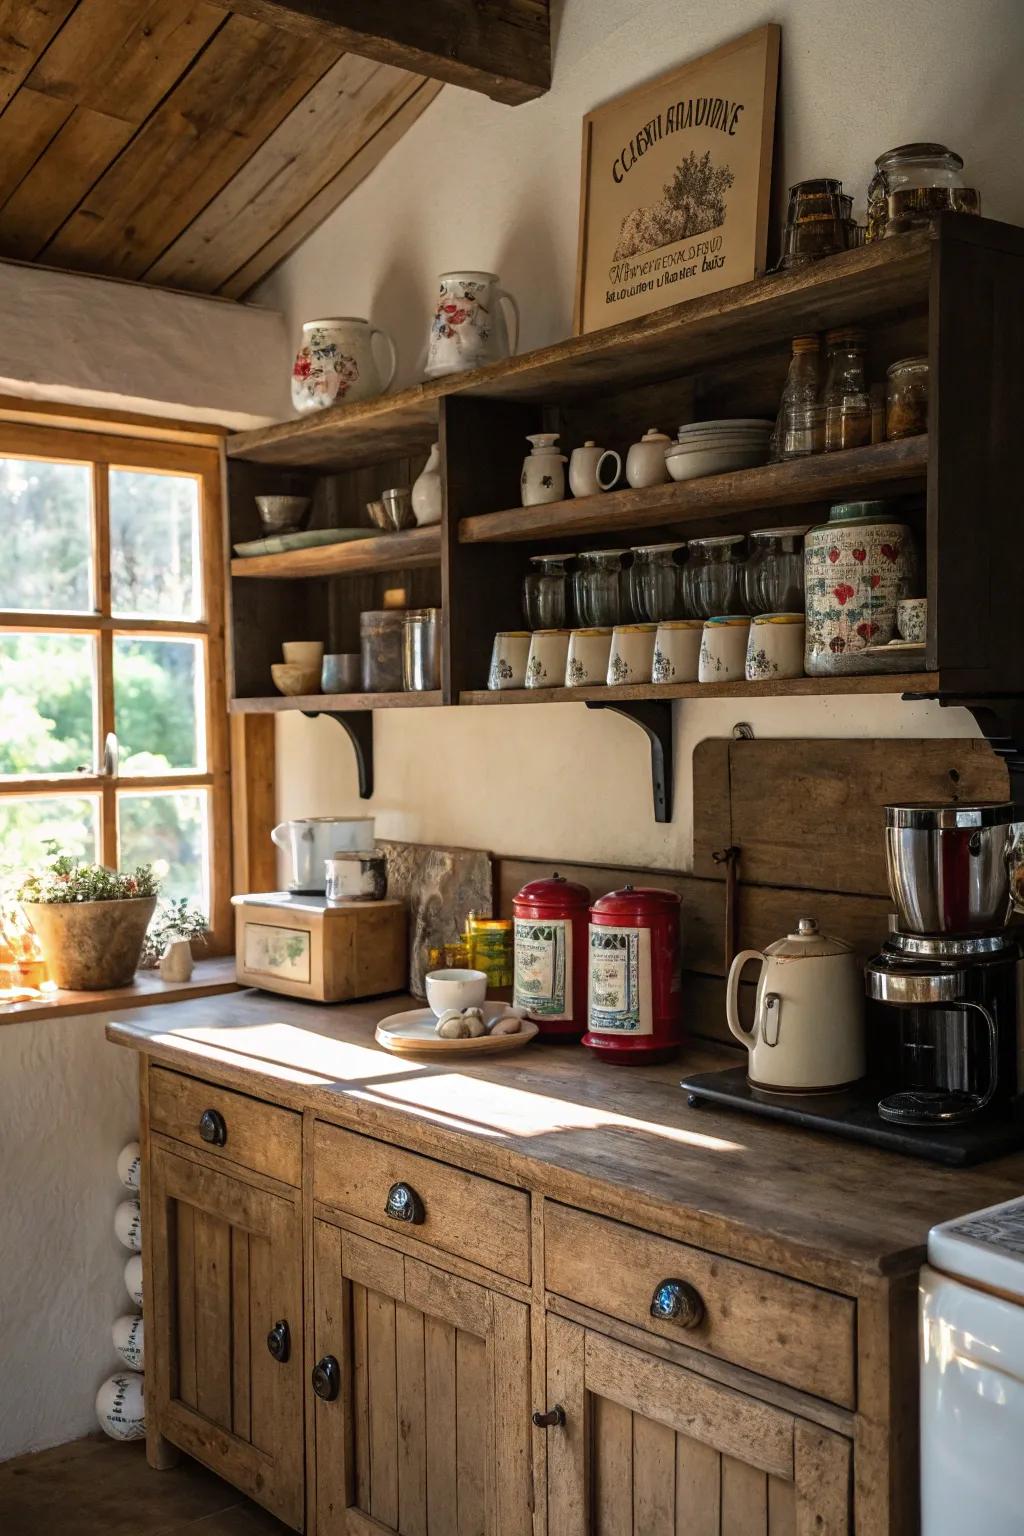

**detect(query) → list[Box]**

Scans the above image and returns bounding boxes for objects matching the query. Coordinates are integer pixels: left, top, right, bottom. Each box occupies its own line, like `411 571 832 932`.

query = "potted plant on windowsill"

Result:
140 898 209 983
16 847 159 991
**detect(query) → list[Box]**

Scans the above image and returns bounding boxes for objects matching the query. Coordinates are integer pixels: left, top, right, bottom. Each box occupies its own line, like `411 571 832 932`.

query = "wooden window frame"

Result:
0 416 232 953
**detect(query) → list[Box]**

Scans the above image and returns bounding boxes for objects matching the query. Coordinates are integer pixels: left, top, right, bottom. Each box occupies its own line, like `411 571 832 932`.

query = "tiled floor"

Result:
0 1436 292 1536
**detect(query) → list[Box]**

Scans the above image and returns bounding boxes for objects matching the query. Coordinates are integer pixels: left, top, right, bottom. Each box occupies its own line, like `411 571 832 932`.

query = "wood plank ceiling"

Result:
0 0 444 297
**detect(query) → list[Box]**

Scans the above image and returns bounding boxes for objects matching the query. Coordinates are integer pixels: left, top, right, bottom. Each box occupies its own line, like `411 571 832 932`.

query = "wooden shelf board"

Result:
230 691 443 713
459 437 928 545
231 525 441 579
227 234 932 471
460 673 939 705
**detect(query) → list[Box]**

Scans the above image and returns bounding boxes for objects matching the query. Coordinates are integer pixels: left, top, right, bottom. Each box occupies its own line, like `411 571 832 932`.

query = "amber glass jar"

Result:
886 356 929 440
821 329 870 452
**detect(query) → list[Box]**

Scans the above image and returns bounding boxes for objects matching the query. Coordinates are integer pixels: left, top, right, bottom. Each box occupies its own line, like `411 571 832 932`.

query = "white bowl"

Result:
675 418 774 435
425 968 488 1016
666 446 768 481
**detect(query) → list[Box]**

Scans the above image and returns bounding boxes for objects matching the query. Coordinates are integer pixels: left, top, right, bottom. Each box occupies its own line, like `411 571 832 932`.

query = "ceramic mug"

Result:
282 640 324 670
489 631 531 690
745 613 805 681
699 616 750 682
569 442 622 497
607 623 658 685
566 628 612 687
897 597 927 642
652 619 704 683
526 629 571 688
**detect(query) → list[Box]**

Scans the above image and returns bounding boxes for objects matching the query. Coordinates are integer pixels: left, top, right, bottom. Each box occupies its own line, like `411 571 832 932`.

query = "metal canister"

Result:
584 885 682 1063
513 874 591 1038
403 608 442 690
360 609 405 692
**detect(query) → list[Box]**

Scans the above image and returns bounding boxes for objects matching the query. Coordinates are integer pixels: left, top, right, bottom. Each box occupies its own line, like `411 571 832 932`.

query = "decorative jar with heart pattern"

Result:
804 501 916 674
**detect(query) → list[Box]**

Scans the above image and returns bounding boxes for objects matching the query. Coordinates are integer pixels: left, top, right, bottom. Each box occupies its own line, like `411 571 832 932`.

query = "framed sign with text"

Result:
573 25 780 335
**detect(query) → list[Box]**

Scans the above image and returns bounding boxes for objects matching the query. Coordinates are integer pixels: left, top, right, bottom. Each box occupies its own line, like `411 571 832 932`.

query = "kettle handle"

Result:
726 949 766 1046
270 823 289 850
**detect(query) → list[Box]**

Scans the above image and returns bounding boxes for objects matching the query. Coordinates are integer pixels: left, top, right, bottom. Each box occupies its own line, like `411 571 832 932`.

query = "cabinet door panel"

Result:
546 1316 850 1536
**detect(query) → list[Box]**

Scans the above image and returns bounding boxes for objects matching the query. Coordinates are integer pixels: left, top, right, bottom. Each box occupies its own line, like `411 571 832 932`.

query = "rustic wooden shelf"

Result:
231 525 441 580
460 673 939 705
230 692 443 713
227 233 932 472
458 437 928 545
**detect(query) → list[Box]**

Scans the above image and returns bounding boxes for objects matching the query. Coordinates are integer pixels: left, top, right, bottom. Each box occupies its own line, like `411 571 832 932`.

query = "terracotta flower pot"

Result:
21 897 158 990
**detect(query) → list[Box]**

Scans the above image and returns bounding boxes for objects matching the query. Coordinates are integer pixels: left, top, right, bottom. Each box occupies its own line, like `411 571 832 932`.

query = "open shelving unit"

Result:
226 215 1024 817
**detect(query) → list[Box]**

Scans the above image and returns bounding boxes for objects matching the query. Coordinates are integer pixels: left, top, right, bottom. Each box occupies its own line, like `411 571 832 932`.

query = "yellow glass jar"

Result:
466 916 513 990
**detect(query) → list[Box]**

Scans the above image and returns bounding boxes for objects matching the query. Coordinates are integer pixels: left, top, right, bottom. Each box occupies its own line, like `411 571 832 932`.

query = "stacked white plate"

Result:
665 419 774 482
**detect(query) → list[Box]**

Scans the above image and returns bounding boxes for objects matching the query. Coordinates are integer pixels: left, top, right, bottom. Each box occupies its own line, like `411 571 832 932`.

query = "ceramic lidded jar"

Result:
625 428 672 488
803 500 915 674
513 874 591 1038
291 318 397 414
520 433 566 506
424 271 520 378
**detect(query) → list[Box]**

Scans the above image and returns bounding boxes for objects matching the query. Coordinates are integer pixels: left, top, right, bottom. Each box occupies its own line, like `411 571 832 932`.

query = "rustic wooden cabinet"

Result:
311 1218 532 1535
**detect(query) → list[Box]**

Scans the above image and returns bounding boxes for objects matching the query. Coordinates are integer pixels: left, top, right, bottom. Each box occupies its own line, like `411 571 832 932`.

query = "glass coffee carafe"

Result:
683 535 745 619
741 527 807 614
522 553 572 630
574 550 628 627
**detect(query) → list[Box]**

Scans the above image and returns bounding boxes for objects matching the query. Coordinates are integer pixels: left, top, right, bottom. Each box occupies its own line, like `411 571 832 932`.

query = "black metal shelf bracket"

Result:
585 700 673 822
921 694 1024 805
301 711 374 799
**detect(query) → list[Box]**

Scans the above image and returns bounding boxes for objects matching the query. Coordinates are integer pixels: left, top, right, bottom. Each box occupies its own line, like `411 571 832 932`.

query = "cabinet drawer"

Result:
313 1121 531 1283
545 1202 855 1407
149 1067 301 1187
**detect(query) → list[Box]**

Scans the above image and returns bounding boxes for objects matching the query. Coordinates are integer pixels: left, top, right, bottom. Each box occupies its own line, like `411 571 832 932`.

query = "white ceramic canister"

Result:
424 271 520 378
652 619 704 683
804 500 915 674
568 441 622 497
566 628 613 687
325 852 387 903
607 623 658 685
520 433 566 506
698 616 750 682
291 318 397 414
489 631 531 689
411 442 442 526
625 428 672 489
526 630 571 688
745 613 806 680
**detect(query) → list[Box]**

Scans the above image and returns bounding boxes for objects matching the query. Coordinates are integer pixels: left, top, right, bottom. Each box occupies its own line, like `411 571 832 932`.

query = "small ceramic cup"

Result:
698 616 750 683
488 631 531 690
526 629 571 688
652 619 704 683
745 613 805 681
425 968 488 1017
897 597 927 643
282 640 324 670
565 628 613 687
321 653 361 692
607 623 658 685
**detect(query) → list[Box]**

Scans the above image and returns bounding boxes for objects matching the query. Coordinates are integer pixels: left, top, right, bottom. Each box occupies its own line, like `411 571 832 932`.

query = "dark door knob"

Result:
532 1405 566 1429
266 1320 290 1363
198 1108 227 1146
650 1278 705 1329
312 1356 341 1401
385 1182 425 1225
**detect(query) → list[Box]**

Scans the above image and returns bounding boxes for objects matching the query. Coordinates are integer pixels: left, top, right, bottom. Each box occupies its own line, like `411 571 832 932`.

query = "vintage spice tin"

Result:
584 886 682 1064
513 874 590 1038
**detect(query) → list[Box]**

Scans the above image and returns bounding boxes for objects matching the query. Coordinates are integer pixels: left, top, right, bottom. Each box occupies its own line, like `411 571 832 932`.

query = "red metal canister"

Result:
513 874 590 1038
584 886 682 1064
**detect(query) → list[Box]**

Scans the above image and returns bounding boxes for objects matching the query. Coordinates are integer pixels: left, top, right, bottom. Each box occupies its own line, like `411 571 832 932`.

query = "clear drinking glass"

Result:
522 554 572 631
741 528 807 614
630 544 685 621
573 550 627 627
683 535 746 619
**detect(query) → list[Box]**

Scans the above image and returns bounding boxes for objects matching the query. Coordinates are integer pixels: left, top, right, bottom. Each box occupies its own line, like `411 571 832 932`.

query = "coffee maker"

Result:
865 804 1024 1130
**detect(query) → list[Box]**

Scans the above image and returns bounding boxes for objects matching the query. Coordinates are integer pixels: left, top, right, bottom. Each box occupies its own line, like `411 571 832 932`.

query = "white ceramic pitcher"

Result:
291 318 397 414
424 271 520 378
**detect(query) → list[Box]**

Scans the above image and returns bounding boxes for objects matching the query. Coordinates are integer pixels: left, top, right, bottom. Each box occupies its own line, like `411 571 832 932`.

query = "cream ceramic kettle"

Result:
726 918 865 1092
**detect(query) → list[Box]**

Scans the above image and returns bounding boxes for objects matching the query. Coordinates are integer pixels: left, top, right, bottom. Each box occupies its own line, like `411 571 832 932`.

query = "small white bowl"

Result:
425 968 488 1017
665 446 767 481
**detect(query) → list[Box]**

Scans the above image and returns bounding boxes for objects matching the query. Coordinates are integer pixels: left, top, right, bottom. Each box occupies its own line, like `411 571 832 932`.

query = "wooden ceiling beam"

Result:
224 0 550 105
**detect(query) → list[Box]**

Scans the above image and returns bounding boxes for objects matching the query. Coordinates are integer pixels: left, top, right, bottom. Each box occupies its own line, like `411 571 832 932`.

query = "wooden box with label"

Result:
232 892 407 1002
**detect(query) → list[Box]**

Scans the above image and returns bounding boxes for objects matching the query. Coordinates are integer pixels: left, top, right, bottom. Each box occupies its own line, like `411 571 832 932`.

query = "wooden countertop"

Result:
107 989 1024 1293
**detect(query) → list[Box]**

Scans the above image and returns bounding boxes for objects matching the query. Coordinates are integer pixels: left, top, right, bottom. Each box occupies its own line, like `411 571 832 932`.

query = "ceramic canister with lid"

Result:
584 886 682 1064
513 874 590 1037
803 500 915 674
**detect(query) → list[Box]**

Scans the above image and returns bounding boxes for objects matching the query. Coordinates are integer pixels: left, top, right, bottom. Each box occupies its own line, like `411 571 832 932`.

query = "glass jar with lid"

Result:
741 527 808 615
773 335 821 460
466 914 513 993
629 543 685 621
683 534 746 619
886 356 929 440
574 549 628 627
821 327 871 452
867 144 980 241
522 552 572 630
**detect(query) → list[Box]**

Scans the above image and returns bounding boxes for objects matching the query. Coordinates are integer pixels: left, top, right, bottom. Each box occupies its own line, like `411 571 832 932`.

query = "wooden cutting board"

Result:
377 840 493 998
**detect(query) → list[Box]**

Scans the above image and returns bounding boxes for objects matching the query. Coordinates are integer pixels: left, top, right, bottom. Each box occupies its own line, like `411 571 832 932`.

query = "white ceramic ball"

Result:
112 1313 145 1371
115 1199 143 1252
125 1253 143 1308
96 1372 145 1441
117 1140 141 1190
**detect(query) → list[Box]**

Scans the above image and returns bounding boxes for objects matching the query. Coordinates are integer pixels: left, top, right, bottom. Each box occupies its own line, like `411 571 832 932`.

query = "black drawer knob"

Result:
266 1319 290 1363
198 1108 227 1146
385 1181 425 1225
532 1405 566 1429
650 1278 704 1329
312 1356 341 1402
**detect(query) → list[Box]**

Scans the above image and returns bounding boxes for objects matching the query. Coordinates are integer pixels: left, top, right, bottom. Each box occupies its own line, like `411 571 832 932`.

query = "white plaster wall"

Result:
0 1015 138 1460
263 0 1020 867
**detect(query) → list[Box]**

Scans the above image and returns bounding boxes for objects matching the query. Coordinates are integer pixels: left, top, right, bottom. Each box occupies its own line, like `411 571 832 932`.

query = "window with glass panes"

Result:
0 419 230 949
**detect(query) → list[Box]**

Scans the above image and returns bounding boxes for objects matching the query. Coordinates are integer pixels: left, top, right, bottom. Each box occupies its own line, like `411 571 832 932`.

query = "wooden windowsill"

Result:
0 956 239 1024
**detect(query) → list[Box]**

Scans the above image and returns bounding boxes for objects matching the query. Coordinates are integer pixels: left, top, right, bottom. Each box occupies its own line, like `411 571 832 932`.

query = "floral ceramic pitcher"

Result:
291 317 397 414
424 272 520 378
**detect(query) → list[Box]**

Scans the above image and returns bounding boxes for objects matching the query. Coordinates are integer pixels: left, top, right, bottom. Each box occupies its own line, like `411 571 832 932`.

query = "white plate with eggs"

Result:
375 1004 539 1056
